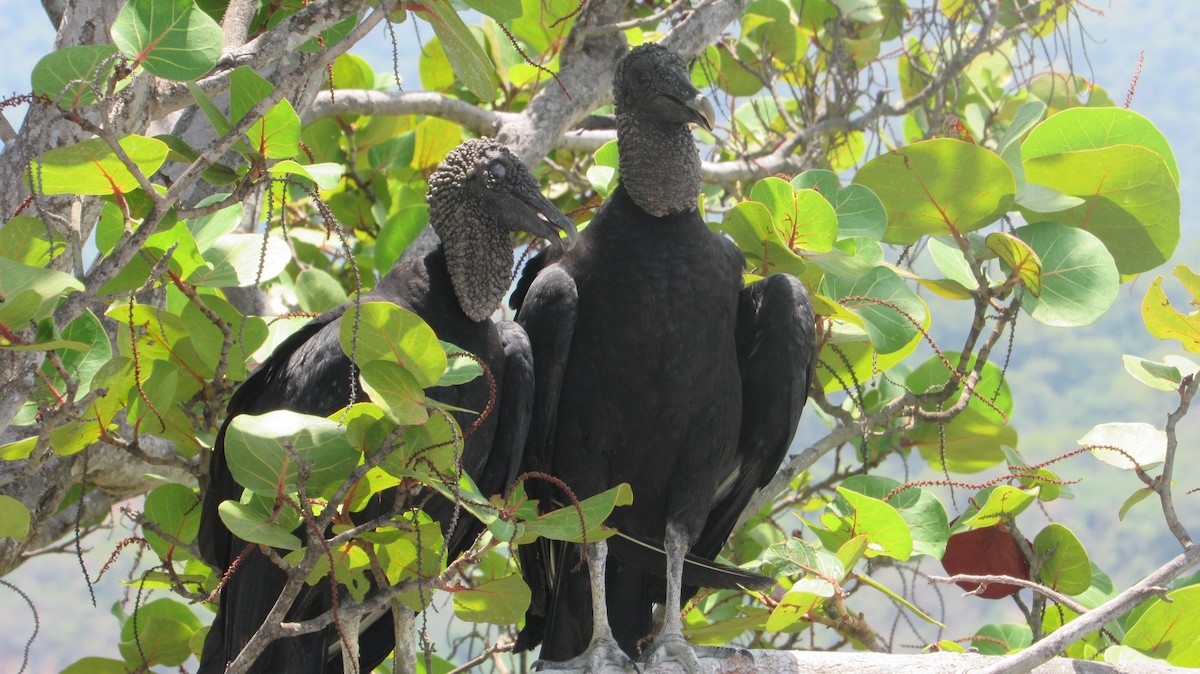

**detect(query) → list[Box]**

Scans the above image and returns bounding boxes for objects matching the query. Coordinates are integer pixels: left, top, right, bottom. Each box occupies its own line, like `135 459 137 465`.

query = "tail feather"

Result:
606 531 773 591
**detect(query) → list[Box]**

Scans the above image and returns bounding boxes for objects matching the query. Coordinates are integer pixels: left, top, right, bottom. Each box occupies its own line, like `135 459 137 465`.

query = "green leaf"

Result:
1122 355 1184 392
926 237 979 290
0 216 62 266
452 573 531 624
224 410 360 497
837 476 949 559
111 0 223 81
1033 523 1091 594
853 139 1015 244
586 140 620 198
750 177 838 254
791 170 887 240
1079 422 1166 471
961 485 1037 528
1013 222 1118 327
295 268 348 314
0 258 84 332
217 499 301 550
61 657 130 674
269 160 343 189
988 231 1042 296
32 135 168 195
972 623 1032 655
359 360 429 426
340 302 447 388
0 436 36 460
765 581 832 632
995 100 1047 157
437 341 484 387
249 98 301 159
829 487 913 561
0 495 30 541
822 266 927 354
516 483 634 544
420 0 498 101
1124 586 1200 666
462 0 523 21
1119 487 1155 521
1021 145 1179 275
118 597 202 667
905 351 1012 424
1142 266 1200 353
1023 107 1179 185
189 233 290 287
143 483 200 558
31 43 120 108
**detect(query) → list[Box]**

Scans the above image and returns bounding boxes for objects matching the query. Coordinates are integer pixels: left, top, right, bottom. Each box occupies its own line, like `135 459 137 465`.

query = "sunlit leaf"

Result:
853 139 1015 244
32 136 168 196
111 0 223 81
1079 422 1166 471
452 573 531 624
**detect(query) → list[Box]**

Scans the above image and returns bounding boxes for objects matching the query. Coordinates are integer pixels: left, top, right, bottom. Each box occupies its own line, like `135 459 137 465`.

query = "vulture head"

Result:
614 43 716 132
427 138 576 321
612 44 715 217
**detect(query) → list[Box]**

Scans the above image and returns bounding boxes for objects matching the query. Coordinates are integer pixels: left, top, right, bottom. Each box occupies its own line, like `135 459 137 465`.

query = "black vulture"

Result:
195 137 576 674
511 43 816 671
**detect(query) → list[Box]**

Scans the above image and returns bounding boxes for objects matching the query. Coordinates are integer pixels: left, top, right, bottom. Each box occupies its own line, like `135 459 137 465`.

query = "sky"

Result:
1 1 1199 671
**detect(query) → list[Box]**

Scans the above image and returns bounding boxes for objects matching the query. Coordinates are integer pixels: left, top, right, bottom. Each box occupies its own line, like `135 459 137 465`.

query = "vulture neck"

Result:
616 112 702 218
431 204 513 323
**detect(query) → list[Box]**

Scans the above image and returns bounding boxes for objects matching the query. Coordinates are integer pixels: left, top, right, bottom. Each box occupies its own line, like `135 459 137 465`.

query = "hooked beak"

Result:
516 191 578 251
685 92 717 131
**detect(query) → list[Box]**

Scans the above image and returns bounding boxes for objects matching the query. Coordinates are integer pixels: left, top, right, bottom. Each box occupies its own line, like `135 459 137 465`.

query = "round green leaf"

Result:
224 410 360 497
340 302 447 388
1021 145 1179 275
1079 422 1166 472
1124 585 1200 666
1014 222 1118 327
1023 107 1179 185
961 485 1037 529
217 499 302 550
30 43 120 108
118 598 202 667
831 487 913 561
906 351 1013 424
111 0 224 80
911 407 1015 474
0 495 30 541
111 0 223 81
1033 523 1091 595
0 258 84 331
32 135 168 196
853 139 1016 244
972 623 1032 655
838 476 949 559
792 169 887 240
295 268 348 314
143 483 200 559
822 266 927 354
359 360 430 426
452 573 532 625
1122 355 1185 392
189 232 290 288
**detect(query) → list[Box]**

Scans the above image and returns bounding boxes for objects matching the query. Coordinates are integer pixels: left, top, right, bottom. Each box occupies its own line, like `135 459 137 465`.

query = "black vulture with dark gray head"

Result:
511 43 817 671
196 137 576 674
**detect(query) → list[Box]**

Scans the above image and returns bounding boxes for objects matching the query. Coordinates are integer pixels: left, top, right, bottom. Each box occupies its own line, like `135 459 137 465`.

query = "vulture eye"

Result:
488 160 508 181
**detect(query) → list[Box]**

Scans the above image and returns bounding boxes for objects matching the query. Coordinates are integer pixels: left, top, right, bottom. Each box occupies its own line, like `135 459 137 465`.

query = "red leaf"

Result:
941 523 1029 599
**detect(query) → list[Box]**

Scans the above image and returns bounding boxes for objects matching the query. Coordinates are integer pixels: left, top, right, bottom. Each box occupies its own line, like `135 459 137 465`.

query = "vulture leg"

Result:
534 540 639 673
644 525 752 673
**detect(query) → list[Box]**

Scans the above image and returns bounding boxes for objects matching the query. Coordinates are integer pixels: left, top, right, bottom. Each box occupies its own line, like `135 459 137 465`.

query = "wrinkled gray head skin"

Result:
427 138 575 321
613 43 716 217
